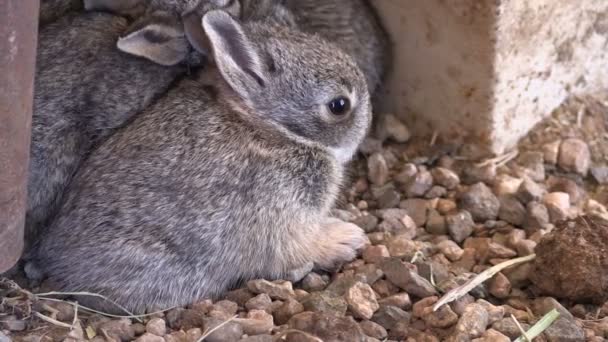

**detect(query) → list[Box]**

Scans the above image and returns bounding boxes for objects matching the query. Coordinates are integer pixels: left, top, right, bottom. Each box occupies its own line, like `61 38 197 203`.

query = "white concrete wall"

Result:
370 0 608 155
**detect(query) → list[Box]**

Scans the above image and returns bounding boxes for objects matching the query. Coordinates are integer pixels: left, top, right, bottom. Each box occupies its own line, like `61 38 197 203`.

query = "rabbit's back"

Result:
36 78 340 313
27 12 186 247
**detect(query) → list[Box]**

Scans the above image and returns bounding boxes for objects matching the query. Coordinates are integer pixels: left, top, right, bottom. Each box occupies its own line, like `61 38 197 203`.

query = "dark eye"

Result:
328 97 351 116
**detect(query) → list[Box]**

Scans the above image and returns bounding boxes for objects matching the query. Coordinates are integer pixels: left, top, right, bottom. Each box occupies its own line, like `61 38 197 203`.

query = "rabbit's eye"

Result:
328 97 351 116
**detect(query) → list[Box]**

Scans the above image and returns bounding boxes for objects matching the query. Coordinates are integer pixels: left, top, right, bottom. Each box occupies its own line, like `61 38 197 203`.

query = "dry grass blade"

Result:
511 314 530 341
433 254 536 311
197 315 238 342
514 309 560 342
33 312 73 329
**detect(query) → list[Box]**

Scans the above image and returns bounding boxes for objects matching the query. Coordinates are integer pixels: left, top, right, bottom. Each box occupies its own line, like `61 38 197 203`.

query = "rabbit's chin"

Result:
330 142 359 165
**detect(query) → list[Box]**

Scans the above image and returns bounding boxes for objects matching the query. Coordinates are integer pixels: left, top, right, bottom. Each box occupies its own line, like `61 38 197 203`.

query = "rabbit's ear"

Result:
203 10 267 98
183 11 210 55
117 18 189 66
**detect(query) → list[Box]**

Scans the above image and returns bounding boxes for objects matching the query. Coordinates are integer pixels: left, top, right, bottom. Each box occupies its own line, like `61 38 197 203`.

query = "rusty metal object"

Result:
0 0 39 273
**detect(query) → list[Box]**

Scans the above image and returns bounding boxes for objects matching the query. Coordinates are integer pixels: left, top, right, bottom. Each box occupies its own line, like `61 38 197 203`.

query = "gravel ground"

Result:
3 96 608 341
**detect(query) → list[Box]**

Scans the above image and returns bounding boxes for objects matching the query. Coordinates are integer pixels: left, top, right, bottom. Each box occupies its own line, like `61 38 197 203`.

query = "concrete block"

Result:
371 0 608 155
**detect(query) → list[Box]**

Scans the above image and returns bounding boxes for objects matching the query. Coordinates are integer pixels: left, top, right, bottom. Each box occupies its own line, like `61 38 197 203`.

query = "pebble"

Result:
514 239 536 256
300 273 327 293
436 198 457 214
368 152 389 186
135 333 164 342
359 137 383 155
246 294 273 313
224 289 254 307
493 174 523 196
301 291 347 316
437 240 464 261
352 213 379 233
498 195 526 226
424 185 447 199
359 320 388 340
491 318 530 339
431 167 460 190
488 273 512 298
404 170 434 197
413 297 459 328
454 303 489 338
378 209 417 238
273 298 304 325
345 282 379 320
547 176 586 204
362 244 390 264
426 209 447 235
524 201 550 232
378 293 412 310
239 336 272 342
515 151 546 181
98 319 135 341
471 329 510 342
543 192 571 222
457 183 500 222
376 188 401 208
446 210 475 243
197 320 240 342
145 318 166 337
186 328 203 341
462 164 497 185
476 300 505 324
288 312 366 342
400 199 429 226
247 280 295 301
372 280 400 298
381 259 437 298
235 310 274 335
371 305 411 330
532 297 586 342
0 316 25 332
558 138 591 175
543 140 561 165
516 178 546 204
382 114 411 143
395 163 418 184
591 165 608 184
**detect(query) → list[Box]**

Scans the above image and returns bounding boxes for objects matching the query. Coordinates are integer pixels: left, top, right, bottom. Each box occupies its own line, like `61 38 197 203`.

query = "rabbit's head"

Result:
202 10 371 164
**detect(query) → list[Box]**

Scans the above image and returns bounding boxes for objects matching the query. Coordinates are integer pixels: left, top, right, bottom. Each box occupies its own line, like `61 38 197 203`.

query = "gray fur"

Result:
26 11 191 252
39 0 83 26
35 11 370 314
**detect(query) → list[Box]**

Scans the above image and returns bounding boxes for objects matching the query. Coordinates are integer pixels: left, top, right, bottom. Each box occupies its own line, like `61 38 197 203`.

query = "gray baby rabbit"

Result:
39 0 83 26
26 10 200 251
34 10 371 314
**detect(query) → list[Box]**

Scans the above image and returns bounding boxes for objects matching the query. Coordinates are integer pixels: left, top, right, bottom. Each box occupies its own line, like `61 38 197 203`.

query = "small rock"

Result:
273 298 304 325
404 170 434 197
386 234 428 259
400 199 429 226
377 293 412 310
437 198 457 214
0 332 10 342
239 335 272 342
362 245 390 264
488 242 517 259
432 167 460 190
378 209 417 238
224 289 254 307
548 176 586 204
235 310 274 335
514 239 536 256
0 316 25 332
472 329 510 342
493 174 523 196
145 318 166 337
543 140 561 165
413 297 459 328
376 188 401 209
525 201 550 232
247 280 295 300
380 258 437 298
454 303 489 338
135 333 164 342
395 163 418 183
351 213 379 233
246 294 273 313
345 282 379 320
476 300 505 324
424 185 447 199
212 300 239 317
462 164 497 185
187 328 203 341
591 165 608 184
359 138 383 155
515 151 545 181
488 273 511 299
371 305 411 330
426 209 447 235
368 153 389 186
359 320 387 339
203 318 243 342
300 272 327 292
382 114 411 143
446 210 475 243
437 240 464 261
491 318 530 339
288 312 366 342
372 279 400 298
164 331 188 342
543 192 571 222
516 178 546 204
457 183 500 222
558 138 591 175
498 195 526 226
301 291 347 316
532 298 585 342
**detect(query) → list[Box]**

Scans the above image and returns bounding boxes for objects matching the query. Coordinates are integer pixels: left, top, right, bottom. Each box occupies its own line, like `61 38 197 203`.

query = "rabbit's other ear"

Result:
117 16 189 66
203 10 267 99
183 11 210 55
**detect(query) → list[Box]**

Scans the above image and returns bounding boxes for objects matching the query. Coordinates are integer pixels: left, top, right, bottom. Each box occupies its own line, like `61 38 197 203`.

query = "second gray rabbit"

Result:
34 10 371 314
26 10 199 251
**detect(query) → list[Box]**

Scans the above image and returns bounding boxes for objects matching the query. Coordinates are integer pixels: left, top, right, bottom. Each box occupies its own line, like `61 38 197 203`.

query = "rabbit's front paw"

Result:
314 220 368 270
